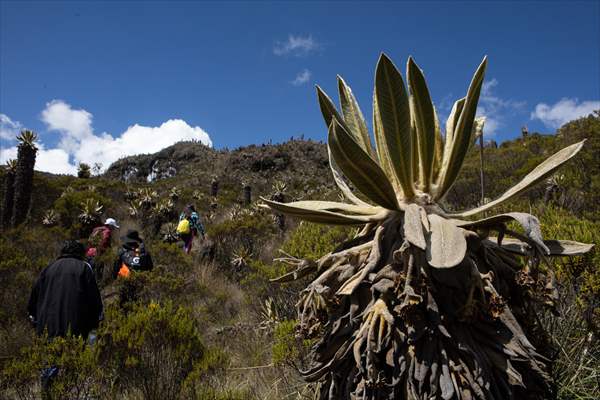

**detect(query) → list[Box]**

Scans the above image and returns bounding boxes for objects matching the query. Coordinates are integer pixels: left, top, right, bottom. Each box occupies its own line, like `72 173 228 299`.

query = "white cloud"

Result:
73 119 212 168
274 34 319 56
530 98 600 128
0 145 77 175
475 78 526 136
0 113 23 141
291 69 312 86
0 100 212 175
41 99 93 138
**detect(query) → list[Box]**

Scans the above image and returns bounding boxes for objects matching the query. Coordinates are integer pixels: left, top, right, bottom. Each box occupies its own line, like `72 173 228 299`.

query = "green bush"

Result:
98 301 206 400
52 189 111 236
1 334 103 400
281 221 355 261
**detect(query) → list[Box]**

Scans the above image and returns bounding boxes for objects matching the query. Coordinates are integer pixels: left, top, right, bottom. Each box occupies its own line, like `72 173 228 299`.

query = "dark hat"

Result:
120 229 143 246
61 240 86 259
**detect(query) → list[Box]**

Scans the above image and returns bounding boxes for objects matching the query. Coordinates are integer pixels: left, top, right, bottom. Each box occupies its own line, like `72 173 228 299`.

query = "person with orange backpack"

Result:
112 230 153 307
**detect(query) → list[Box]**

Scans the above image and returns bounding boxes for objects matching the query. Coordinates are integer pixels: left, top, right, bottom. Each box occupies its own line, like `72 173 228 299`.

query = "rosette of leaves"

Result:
192 189 203 201
160 222 179 244
137 188 158 210
228 204 247 220
42 209 59 226
128 199 142 217
151 198 175 221
262 54 594 400
168 186 181 201
60 186 74 198
231 246 253 270
78 199 103 226
1 159 17 229
271 181 288 230
124 187 138 201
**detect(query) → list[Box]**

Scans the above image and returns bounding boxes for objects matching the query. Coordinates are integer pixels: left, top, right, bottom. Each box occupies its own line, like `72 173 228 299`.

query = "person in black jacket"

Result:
28 240 103 339
28 240 103 398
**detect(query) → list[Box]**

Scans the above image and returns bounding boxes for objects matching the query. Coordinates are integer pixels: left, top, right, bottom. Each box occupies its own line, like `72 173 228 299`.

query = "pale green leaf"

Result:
449 140 586 217
337 76 375 157
407 57 436 191
426 214 467 268
436 57 487 200
486 237 594 256
404 204 426 250
374 53 415 199
329 118 400 210
451 212 549 254
328 147 372 207
432 105 444 181
261 198 383 225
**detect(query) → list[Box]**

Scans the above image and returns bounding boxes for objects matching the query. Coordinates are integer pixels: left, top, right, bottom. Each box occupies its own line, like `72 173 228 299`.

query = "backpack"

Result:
118 263 131 278
117 248 151 279
177 218 191 235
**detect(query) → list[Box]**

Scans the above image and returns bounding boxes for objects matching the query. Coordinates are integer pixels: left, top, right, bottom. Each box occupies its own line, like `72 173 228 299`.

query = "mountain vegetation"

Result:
0 110 598 399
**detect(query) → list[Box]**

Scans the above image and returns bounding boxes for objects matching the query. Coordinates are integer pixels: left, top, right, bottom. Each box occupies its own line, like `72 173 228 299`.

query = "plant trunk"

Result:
12 145 36 227
243 185 251 205
1 170 15 229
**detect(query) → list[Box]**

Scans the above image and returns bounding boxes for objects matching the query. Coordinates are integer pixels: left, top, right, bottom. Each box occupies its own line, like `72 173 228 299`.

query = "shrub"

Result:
0 334 103 400
98 301 206 400
271 319 311 368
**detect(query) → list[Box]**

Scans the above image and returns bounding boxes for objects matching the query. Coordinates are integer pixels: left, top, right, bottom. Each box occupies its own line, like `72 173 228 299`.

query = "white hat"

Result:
104 218 120 229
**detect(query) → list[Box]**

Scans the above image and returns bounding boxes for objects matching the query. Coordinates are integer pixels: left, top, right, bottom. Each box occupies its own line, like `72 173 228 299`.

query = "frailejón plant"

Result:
263 54 593 400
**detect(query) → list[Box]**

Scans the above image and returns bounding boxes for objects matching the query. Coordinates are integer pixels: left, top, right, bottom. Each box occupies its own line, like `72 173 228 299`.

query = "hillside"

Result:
0 112 598 399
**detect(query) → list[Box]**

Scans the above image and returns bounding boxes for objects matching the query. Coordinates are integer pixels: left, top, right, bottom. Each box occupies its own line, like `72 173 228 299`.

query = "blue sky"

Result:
1 1 598 174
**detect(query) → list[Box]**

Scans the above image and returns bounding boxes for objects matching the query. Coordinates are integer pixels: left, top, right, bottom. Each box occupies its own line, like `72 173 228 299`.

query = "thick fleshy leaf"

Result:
261 198 383 225
316 85 344 128
486 237 594 256
407 57 436 191
436 57 487 200
544 240 594 256
274 200 380 215
440 97 466 184
432 105 444 180
374 53 415 198
317 85 372 158
444 98 465 151
404 204 426 250
449 140 586 217
328 147 372 207
329 118 399 210
426 214 467 268
337 76 375 157
451 212 549 254
373 95 403 194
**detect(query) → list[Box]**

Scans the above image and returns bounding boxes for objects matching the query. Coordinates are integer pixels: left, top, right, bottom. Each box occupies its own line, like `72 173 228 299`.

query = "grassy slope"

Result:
0 112 598 399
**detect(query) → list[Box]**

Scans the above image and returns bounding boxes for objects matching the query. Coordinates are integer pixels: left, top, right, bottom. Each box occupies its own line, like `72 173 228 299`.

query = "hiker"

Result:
27 240 103 397
86 217 120 281
113 230 154 307
177 204 205 254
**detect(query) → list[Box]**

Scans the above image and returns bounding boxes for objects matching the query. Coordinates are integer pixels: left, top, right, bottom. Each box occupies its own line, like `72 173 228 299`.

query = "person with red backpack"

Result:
86 218 119 281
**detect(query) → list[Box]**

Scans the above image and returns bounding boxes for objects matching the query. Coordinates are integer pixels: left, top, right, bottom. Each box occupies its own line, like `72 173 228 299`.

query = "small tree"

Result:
77 162 92 179
12 130 38 227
